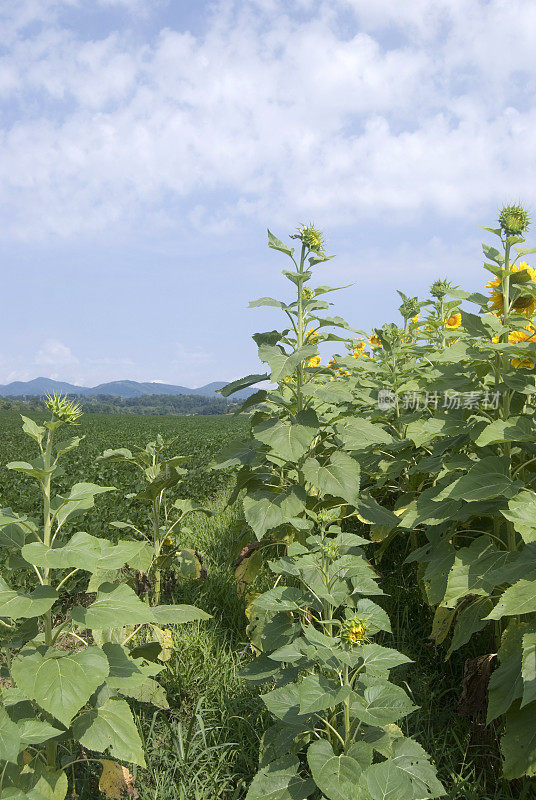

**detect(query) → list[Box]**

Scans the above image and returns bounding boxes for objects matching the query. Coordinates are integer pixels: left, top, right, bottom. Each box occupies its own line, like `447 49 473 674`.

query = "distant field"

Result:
0 410 248 519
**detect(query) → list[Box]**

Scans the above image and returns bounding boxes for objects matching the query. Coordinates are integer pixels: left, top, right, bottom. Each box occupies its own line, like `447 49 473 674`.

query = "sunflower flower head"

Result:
445 312 462 329
305 327 319 343
512 357 535 370
340 616 369 647
328 357 337 369
45 393 82 425
302 286 314 301
498 203 530 236
487 262 536 315
307 355 321 368
369 332 382 348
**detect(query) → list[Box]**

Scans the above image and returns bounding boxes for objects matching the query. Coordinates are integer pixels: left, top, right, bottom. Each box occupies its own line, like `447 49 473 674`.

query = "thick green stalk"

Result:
342 662 351 748
41 426 57 770
296 243 307 413
152 497 162 606
500 241 517 553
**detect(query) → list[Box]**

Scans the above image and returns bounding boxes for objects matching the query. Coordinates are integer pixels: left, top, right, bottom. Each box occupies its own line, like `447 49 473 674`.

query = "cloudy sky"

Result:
1 0 535 387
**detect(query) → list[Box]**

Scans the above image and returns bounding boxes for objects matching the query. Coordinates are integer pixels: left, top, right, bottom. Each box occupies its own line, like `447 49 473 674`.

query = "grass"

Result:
0 410 533 798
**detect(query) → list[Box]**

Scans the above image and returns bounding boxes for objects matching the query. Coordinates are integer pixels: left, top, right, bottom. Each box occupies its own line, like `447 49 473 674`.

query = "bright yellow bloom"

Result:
353 349 369 359
368 333 382 348
412 314 420 324
328 358 337 369
445 313 462 329
487 262 536 316
338 369 350 376
512 357 535 369
305 328 319 342
307 355 321 367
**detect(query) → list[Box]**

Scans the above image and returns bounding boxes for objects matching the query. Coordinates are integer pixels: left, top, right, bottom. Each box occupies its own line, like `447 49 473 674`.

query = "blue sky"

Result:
1 0 536 387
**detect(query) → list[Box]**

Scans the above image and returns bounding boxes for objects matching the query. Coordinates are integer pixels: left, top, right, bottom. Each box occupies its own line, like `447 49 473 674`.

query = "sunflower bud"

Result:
302 287 314 301
290 223 325 254
498 203 530 236
430 278 451 300
45 393 82 424
340 616 368 647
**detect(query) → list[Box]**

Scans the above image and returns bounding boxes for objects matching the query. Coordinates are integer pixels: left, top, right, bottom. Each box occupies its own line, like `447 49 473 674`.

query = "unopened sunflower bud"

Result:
45 393 82 424
498 203 530 236
340 616 368 647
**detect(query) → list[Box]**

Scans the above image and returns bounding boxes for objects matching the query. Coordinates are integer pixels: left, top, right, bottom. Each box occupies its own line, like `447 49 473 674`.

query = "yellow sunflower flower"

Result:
445 313 462 329
305 327 319 342
328 358 337 369
412 314 420 324
308 355 321 367
368 333 382 348
487 262 536 316
512 357 535 369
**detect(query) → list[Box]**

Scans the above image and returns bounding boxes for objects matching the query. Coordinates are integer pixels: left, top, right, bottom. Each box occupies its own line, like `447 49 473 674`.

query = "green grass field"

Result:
0 411 532 799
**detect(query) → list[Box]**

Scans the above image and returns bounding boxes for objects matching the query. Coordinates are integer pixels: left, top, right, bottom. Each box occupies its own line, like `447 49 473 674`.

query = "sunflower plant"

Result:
376 205 536 779
219 226 444 800
0 399 209 799
99 435 212 606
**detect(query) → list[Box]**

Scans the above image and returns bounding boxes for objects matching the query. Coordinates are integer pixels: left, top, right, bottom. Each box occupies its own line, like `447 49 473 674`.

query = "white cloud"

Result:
34 339 79 367
0 0 535 239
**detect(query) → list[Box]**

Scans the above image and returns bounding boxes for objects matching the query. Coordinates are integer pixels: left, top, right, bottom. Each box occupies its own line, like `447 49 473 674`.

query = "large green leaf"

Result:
361 737 445 800
307 739 368 800
0 706 21 763
442 537 516 608
334 418 392 449
521 632 536 708
53 483 115 528
350 679 416 727
71 583 157 629
252 410 318 462
72 697 146 766
297 675 351 714
22 532 152 574
436 457 520 502
2 766 68 800
502 491 536 543
356 494 399 528
486 571 536 620
0 579 57 620
151 604 211 624
302 452 360 505
474 416 535 447
502 700 536 778
219 373 270 397
358 644 412 677
243 486 306 539
245 755 314 800
487 621 526 723
17 718 63 747
12 645 109 726
252 587 309 612
447 596 493 657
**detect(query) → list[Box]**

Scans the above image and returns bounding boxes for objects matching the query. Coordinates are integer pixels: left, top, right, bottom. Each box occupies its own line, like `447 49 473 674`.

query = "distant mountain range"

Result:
0 377 254 400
